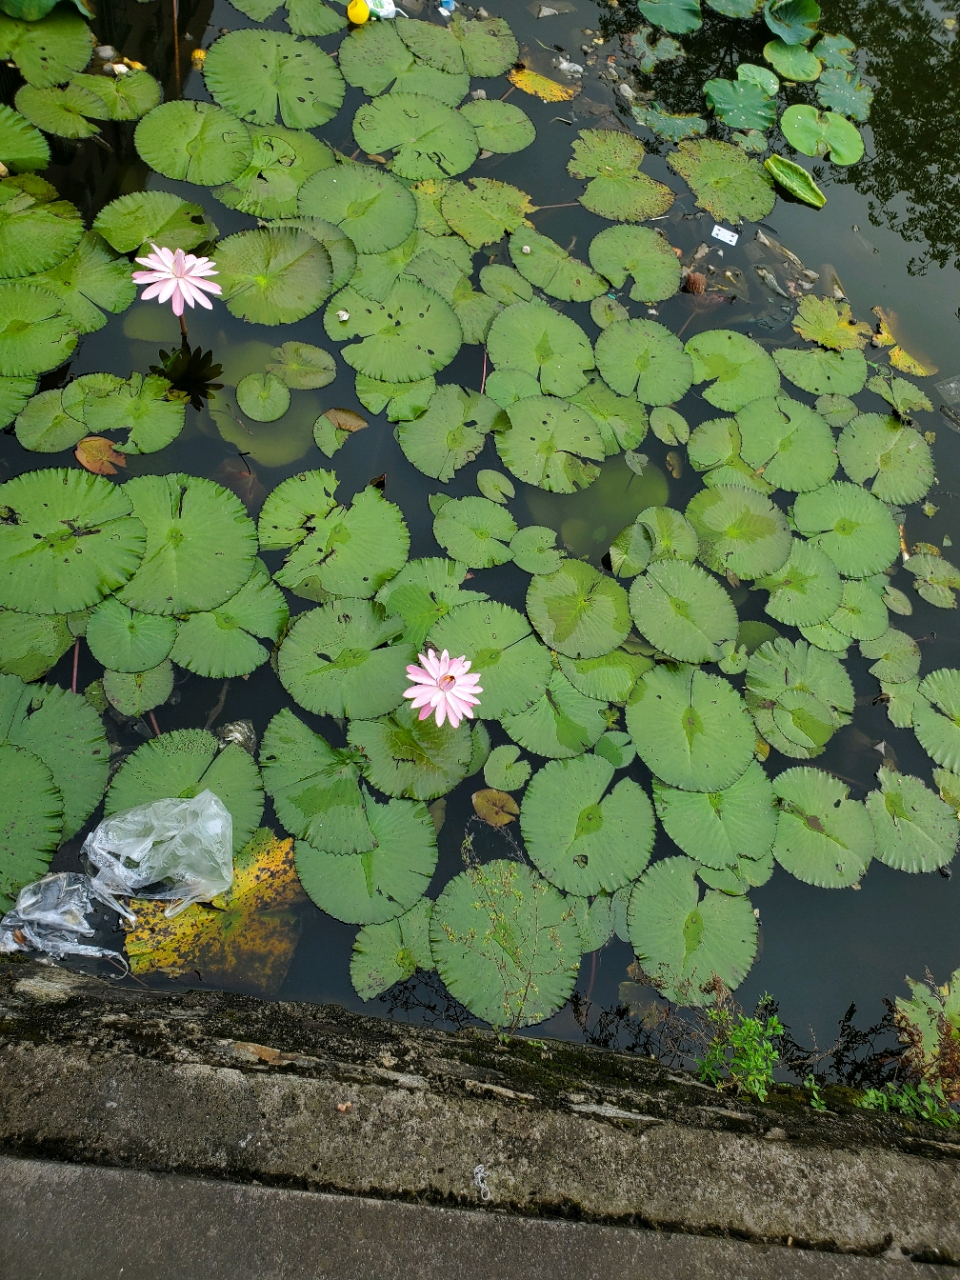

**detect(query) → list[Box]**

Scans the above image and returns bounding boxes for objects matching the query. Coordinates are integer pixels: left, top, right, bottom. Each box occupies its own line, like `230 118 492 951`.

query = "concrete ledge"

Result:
1 960 959 1268
0 1156 954 1280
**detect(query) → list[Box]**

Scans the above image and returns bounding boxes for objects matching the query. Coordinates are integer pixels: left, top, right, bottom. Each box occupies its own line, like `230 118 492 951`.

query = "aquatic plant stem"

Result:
149 711 161 737
172 0 181 97
71 639 79 694
481 347 487 394
179 313 188 341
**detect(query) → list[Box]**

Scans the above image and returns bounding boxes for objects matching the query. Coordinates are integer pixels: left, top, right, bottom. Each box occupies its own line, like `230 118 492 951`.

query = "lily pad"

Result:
86 596 177 673
375 556 486 649
588 226 681 304
432 496 517 569
170 562 287 679
0 290 76 378
204 29 343 130
267 341 336 391
558 650 652 703
435 179 531 251
568 128 674 223
325 278 461 384
632 102 708 142
686 330 780 412
81 373 185 456
626 663 756 791
93 191 216 256
396 385 502 482
816 67 872 122
791 481 900 577
668 139 775 224
354 93 478 182
298 165 416 255
905 554 960 610
296 793 437 925
487 302 593 400
0 9 92 90
914 670 960 773
0 609 71 682
594 319 694 406
508 228 606 304
0 185 82 280
745 636 852 758
774 345 867 396
351 900 434 1002
780 104 863 165
217 227 333 326
135 101 252 187
527 561 631 660
449 13 517 77
764 0 821 45
117 474 257 617
635 0 703 34
860 628 920 685
838 413 934 505
629 559 738 663
510 525 564 575
0 743 62 912
757 537 842 626
214 125 335 221
483 745 531 792
106 728 263 855
102 662 173 719
687 486 792 578
347 700 473 801
459 100 534 154
14 82 102 140
430 859 581 1029
570 380 648 456
793 296 870 351
260 708 372 854
736 394 837 491
772 766 874 888
237 372 290 423
70 70 161 122
428 599 550 719
0 103 49 172
501 668 608 760
28 232 136 336
764 39 822 80
0 468 144 614
522 754 655 895
704 78 777 132
654 760 778 867
496 395 604 494
866 770 958 874
628 856 757 1004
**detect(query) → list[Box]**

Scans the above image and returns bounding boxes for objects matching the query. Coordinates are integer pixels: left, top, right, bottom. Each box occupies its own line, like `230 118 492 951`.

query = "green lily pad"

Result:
117 474 257 617
0 375 35 430
764 0 820 45
325 278 461 383
905 554 960 610
80 373 185 455
217 227 333 326
686 330 780 412
487 301 594 400
632 102 708 143
396 385 502 482
791 481 900 578
496 394 604 494
0 609 71 682
860 628 920 685
764 39 822 80
236 372 290 423
0 103 49 172
799 618 852 654
816 68 872 122
588 226 681 304
213 125 334 221
483 744 531 792
298 165 416 255
772 766 874 888
736 394 837 491
813 32 855 68
687 486 792 579
570 379 648 456
780 104 863 165
449 13 517 76
501 668 608 760
347 700 472 801
0 185 82 280
135 101 252 187
439 178 533 249
86 596 177 673
376 556 487 649
686 415 766 492
635 0 702 34
745 635 852 758
484 368 540 409
70 70 161 122
432 496 517 569
458 100 534 154
774 345 866 395
278 598 410 720
338 20 419 95
654 760 777 868
867 375 931 418
527 561 631 660
0 468 144 614
629 559 738 663
479 266 533 309
267 342 335 391
757 537 842 626
351 900 434 1002
14 82 102 140
105 728 263 855
102 662 173 719
764 154 826 207
594 318 694 406
568 129 674 223
510 525 564 575
260 708 373 854
204 29 343 130
628 856 757 1004
507 228 606 304
866 770 957 874
170 562 287 679
704 78 777 131
0 743 62 912
558 650 652 703
296 793 437 925
353 92 478 182
668 139 775 224
838 413 934 505
522 754 654 895
914 670 960 772
93 191 216 256
626 664 756 791
635 507 699 569
431 859 581 1029
0 9 92 90
827 578 888 641
27 232 136 336
737 61 779 94
428 599 551 719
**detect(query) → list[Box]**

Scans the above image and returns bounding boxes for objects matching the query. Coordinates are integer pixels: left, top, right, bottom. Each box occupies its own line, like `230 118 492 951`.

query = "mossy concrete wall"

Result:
1 958 959 1269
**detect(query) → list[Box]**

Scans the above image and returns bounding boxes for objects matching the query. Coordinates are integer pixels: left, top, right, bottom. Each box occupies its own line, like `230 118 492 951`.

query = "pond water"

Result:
2 0 960 1064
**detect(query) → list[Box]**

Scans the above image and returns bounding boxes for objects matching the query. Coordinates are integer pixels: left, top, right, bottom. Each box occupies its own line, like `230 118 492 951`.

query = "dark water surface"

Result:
4 0 960 1055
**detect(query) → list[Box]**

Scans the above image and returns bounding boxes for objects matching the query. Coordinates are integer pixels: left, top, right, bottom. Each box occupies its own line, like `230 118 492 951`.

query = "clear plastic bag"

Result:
0 872 124 963
83 790 234 924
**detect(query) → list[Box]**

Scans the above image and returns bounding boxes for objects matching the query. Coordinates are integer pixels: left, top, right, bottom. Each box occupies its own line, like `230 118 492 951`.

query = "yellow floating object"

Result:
190 47 206 69
872 305 938 376
347 0 371 22
507 66 578 103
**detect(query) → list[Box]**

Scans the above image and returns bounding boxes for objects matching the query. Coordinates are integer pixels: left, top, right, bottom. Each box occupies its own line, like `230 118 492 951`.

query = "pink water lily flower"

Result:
131 244 222 317
404 649 482 729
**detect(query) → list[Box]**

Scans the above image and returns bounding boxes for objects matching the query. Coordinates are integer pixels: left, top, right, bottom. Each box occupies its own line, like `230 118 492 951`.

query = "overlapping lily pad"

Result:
687 486 792 578
325 278 461 383
0 10 92 90
0 103 49 172
905 554 960 610
667 139 775 223
171 562 288 679
501 668 608 760
774 346 867 396
629 559 738 663
204 29 344 130
459 100 534 154
432 496 517 569
686 330 780 412
736 394 837 491
0 609 71 682
746 636 852 758
496 395 604 494
354 93 478 181
791 481 900 578
396 385 502 482
86 596 177 673
757 537 842 626
0 742 62 912
351 900 434 1002
913 670 960 773
558 650 652 703
347 700 473 801
568 128 674 222
594 319 694 406
507 228 606 304
654 760 778 867
0 185 82 281
838 413 934 505
214 125 335 220
298 166 416 254
527 561 631 660
772 766 874 888
375 556 486 649
866 769 958 874
487 302 593 400
428 600 550 719
704 77 777 131
93 191 216 256
570 380 649 455
521 754 655 895
217 227 333 326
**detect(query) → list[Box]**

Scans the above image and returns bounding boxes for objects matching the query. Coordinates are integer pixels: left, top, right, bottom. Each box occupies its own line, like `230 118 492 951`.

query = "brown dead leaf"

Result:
323 407 368 434
507 66 578 102
473 788 520 827
665 450 683 479
75 436 126 476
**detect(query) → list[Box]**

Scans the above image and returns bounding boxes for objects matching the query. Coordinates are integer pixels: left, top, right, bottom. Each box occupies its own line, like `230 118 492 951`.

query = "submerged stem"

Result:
172 0 181 97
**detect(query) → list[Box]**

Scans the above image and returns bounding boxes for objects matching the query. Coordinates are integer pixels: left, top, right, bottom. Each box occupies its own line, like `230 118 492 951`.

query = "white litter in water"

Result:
712 225 739 246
